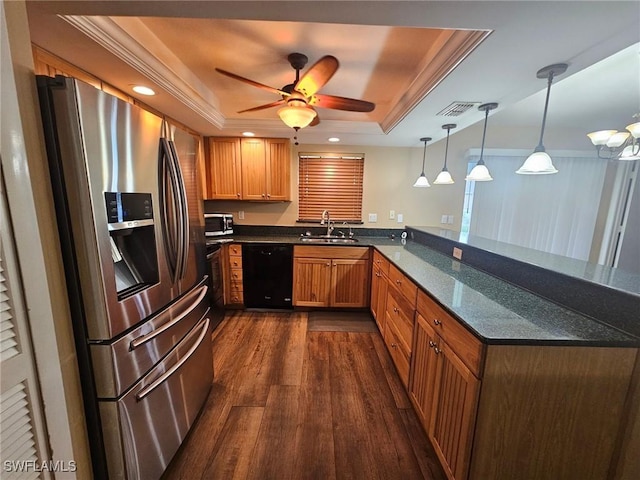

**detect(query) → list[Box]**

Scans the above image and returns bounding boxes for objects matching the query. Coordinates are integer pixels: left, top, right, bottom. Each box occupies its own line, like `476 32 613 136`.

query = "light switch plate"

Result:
441 215 448 224
447 215 454 224
238 210 245 220
389 210 395 219
453 247 463 260
397 213 404 223
368 213 378 223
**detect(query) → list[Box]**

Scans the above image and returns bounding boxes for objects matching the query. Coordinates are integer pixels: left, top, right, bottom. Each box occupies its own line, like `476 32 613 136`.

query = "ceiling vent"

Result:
437 102 480 117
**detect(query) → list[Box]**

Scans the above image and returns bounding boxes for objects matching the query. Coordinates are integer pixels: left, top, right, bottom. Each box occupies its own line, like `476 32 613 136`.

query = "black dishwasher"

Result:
242 244 293 309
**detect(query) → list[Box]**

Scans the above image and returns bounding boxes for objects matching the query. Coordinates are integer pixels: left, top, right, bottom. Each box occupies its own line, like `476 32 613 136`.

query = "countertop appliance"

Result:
37 75 212 480
242 244 293 309
205 212 233 237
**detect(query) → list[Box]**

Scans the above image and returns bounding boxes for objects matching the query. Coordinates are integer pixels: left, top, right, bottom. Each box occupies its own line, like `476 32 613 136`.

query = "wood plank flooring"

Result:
163 311 445 480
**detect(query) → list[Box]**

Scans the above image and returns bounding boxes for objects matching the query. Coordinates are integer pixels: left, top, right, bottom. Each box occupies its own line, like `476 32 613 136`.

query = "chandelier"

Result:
587 116 640 161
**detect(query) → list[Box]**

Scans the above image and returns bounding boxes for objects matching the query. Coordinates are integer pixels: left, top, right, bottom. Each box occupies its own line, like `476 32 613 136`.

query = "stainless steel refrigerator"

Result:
37 76 212 479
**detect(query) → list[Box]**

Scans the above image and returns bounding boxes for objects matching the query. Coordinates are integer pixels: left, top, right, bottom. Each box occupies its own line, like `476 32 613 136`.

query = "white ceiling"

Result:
26 1 640 147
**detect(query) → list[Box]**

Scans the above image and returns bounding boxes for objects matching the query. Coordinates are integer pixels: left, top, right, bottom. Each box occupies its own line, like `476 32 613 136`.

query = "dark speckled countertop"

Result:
219 235 639 347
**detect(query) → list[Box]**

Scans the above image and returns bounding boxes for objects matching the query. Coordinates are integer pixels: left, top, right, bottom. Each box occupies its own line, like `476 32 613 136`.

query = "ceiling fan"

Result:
215 52 375 130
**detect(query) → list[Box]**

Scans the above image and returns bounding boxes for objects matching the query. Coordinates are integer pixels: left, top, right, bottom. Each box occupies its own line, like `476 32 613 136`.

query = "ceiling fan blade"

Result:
294 55 339 97
309 93 375 112
309 111 321 127
216 68 289 96
237 99 286 113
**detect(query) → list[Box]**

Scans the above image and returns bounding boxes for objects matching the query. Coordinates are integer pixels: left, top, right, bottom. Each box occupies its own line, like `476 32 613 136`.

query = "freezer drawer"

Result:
91 277 209 398
99 312 213 480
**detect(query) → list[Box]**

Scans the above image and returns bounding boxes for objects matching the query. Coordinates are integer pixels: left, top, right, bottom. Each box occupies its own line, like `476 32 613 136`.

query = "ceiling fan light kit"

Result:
466 102 498 182
516 63 568 175
587 115 640 161
433 124 456 184
216 52 375 133
413 137 432 187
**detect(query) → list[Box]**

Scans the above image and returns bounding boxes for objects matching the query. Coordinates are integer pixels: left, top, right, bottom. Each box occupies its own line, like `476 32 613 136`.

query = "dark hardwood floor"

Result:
163 311 446 480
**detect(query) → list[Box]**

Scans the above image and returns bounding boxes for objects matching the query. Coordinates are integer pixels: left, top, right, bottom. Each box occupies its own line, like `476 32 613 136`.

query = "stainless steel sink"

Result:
299 236 359 243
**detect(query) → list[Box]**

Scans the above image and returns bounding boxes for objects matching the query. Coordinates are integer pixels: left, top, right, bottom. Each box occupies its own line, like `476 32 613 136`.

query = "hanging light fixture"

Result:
277 106 317 129
516 63 568 175
466 103 498 182
587 115 640 161
433 124 455 184
413 137 432 187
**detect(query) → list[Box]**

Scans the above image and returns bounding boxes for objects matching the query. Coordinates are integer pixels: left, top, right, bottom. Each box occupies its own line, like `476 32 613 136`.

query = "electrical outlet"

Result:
441 215 448 224
389 210 395 220
368 213 378 223
447 215 454 224
453 247 463 260
397 213 403 223
238 210 245 220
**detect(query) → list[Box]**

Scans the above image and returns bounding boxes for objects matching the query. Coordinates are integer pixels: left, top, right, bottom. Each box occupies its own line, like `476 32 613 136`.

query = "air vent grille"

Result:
437 102 480 117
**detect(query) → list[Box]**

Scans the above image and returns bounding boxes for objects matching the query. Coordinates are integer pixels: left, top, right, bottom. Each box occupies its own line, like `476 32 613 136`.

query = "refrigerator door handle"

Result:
135 316 210 402
167 139 189 281
159 137 181 283
129 283 209 351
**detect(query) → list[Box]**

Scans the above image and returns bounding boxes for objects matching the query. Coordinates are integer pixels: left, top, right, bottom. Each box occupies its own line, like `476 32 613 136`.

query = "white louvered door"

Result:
0 172 51 479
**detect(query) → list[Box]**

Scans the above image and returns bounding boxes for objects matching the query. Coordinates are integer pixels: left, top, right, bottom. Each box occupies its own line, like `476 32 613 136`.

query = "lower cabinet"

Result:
293 246 370 307
410 312 480 480
223 243 244 306
383 265 418 388
370 250 389 334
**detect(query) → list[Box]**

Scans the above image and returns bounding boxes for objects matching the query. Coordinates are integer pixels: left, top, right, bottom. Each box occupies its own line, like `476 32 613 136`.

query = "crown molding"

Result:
61 15 225 128
381 29 492 134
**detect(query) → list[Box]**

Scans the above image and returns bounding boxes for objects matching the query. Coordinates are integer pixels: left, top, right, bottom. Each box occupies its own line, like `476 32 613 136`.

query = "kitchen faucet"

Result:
320 210 333 236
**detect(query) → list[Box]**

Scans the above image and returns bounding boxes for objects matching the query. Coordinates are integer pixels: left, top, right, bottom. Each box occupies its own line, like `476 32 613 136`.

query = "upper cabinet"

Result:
206 137 290 201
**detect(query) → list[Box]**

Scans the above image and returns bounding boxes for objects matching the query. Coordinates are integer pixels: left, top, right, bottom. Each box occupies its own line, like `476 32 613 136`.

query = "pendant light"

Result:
516 63 567 174
433 124 455 184
466 103 498 182
413 137 432 187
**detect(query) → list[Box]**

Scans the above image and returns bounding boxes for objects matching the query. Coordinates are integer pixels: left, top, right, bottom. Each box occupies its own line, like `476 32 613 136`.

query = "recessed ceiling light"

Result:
132 85 156 96
242 132 255 137
328 137 340 142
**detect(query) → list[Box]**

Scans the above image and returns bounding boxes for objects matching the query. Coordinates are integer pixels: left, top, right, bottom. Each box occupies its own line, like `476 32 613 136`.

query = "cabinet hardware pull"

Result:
433 319 441 326
396 279 401 284
429 340 436 348
237 193 240 197
434 346 441 355
267 193 271 198
326 263 331 266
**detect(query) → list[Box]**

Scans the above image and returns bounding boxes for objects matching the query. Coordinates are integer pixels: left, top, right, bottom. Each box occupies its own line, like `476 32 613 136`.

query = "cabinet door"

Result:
240 138 267 200
430 340 481 480
371 264 387 334
207 138 241 199
293 257 332 307
330 259 370 308
265 138 290 201
409 313 441 430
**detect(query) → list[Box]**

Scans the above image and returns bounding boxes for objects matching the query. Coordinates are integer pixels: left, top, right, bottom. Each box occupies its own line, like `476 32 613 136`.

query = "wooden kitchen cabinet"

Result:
383 264 418 388
410 311 480 480
370 249 389 334
205 137 290 201
206 137 242 199
223 243 243 306
293 246 370 307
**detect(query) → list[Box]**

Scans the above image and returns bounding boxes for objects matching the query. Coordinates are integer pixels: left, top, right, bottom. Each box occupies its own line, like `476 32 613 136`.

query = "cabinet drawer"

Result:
384 311 410 388
388 264 418 304
417 289 484 376
230 269 243 283
229 255 243 269
385 285 414 353
228 244 242 256
294 245 369 260
372 249 390 277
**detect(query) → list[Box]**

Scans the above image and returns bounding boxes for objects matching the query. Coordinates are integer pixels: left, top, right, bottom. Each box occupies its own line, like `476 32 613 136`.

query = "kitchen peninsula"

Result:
219 225 639 480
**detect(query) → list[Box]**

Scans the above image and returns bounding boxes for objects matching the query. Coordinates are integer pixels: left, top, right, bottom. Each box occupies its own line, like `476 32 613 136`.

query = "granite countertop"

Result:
219 235 639 347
